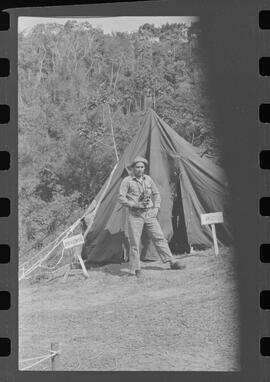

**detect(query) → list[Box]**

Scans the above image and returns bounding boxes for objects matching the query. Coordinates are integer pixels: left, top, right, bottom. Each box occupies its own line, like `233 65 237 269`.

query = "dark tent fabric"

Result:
82 108 232 266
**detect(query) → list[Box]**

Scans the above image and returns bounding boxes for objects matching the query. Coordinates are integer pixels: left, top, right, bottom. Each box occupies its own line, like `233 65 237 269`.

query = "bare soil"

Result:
19 247 240 371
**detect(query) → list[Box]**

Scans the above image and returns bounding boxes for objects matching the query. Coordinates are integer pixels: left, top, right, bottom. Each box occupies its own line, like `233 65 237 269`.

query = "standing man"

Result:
119 156 186 276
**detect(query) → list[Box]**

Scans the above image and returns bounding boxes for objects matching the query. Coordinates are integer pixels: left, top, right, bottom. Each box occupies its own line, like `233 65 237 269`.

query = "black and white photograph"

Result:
18 15 240 371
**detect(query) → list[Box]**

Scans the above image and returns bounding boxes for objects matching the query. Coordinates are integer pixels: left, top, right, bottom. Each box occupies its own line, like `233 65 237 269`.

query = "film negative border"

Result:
260 6 270 374
0 9 15 374
0 1 265 380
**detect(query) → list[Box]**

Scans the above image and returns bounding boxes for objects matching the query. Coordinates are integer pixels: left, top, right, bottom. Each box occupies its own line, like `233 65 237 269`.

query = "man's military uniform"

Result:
119 159 178 275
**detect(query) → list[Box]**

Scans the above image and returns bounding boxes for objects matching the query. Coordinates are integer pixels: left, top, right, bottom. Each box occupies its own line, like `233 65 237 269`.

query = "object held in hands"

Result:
139 190 151 208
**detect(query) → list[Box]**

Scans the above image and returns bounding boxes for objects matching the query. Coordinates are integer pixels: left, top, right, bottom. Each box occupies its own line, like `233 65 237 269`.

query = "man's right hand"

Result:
137 202 147 209
128 201 143 209
129 201 146 209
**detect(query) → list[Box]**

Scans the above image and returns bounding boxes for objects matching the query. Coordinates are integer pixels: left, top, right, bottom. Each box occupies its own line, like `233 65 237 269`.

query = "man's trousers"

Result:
127 210 174 274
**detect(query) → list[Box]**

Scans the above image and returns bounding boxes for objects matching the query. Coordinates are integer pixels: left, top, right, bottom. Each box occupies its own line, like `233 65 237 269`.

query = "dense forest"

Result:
19 20 219 263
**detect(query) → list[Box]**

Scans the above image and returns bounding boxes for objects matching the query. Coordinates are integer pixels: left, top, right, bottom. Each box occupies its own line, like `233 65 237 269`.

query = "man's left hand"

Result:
151 207 159 217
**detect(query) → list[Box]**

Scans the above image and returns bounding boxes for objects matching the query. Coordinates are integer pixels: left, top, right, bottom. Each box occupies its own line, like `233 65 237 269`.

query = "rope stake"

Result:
20 351 59 371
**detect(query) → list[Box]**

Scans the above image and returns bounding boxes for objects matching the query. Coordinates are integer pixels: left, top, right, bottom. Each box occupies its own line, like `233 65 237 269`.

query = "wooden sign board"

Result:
62 235 89 282
63 234 84 249
200 212 224 256
201 212 224 226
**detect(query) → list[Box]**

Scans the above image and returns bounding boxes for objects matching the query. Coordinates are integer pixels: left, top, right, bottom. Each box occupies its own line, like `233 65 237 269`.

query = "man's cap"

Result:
132 156 148 167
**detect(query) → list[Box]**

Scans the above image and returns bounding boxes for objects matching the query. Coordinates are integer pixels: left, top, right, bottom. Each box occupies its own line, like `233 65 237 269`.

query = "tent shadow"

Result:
91 262 130 277
175 248 229 259
141 265 168 271
87 251 216 277
174 253 210 259
92 261 169 276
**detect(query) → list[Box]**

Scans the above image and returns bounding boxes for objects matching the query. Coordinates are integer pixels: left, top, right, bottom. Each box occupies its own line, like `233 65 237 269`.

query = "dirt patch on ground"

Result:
19 247 240 371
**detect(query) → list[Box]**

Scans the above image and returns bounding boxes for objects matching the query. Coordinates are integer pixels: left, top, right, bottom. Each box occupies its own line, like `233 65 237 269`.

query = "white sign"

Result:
201 212 224 226
63 234 84 249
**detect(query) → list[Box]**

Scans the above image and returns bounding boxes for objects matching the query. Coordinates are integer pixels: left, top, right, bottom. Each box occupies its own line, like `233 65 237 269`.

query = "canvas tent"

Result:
81 108 232 266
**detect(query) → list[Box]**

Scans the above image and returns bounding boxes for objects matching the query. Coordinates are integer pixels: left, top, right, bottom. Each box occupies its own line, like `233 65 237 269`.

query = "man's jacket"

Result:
119 174 161 211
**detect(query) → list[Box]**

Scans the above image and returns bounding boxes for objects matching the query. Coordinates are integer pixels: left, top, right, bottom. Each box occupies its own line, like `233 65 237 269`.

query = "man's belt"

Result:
130 206 152 212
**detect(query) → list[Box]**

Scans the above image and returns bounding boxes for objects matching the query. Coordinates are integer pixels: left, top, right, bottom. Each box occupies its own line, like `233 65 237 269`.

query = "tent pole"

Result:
107 103 119 162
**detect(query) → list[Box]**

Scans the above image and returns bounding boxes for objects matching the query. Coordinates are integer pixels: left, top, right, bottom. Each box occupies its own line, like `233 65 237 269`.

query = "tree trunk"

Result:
110 62 114 88
107 104 119 162
113 53 123 94
102 104 105 127
135 98 138 112
83 60 94 81
34 49 46 95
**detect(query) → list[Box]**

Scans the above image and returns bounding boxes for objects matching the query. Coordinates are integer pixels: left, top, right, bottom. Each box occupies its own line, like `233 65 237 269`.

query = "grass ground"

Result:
19 247 240 371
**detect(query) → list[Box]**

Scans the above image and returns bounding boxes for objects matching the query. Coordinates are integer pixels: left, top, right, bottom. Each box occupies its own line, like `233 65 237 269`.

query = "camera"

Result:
139 190 151 207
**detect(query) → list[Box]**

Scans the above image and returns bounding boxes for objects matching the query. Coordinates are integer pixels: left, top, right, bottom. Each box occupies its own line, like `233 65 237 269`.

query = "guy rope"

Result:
20 342 61 371
19 163 118 281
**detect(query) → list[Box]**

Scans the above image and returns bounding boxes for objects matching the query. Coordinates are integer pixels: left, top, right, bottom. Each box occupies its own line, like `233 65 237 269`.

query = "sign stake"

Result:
75 245 89 278
62 244 89 282
62 264 71 283
211 223 219 256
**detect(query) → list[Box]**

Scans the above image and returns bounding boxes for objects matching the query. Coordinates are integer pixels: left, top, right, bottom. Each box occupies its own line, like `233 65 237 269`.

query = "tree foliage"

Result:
19 20 219 263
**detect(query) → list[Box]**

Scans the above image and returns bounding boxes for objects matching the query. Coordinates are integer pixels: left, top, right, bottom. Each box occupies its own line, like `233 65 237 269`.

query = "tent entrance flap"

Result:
169 176 190 254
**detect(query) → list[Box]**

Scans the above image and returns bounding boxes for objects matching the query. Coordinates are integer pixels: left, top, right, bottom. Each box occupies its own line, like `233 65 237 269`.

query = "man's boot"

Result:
169 260 186 270
135 269 142 278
